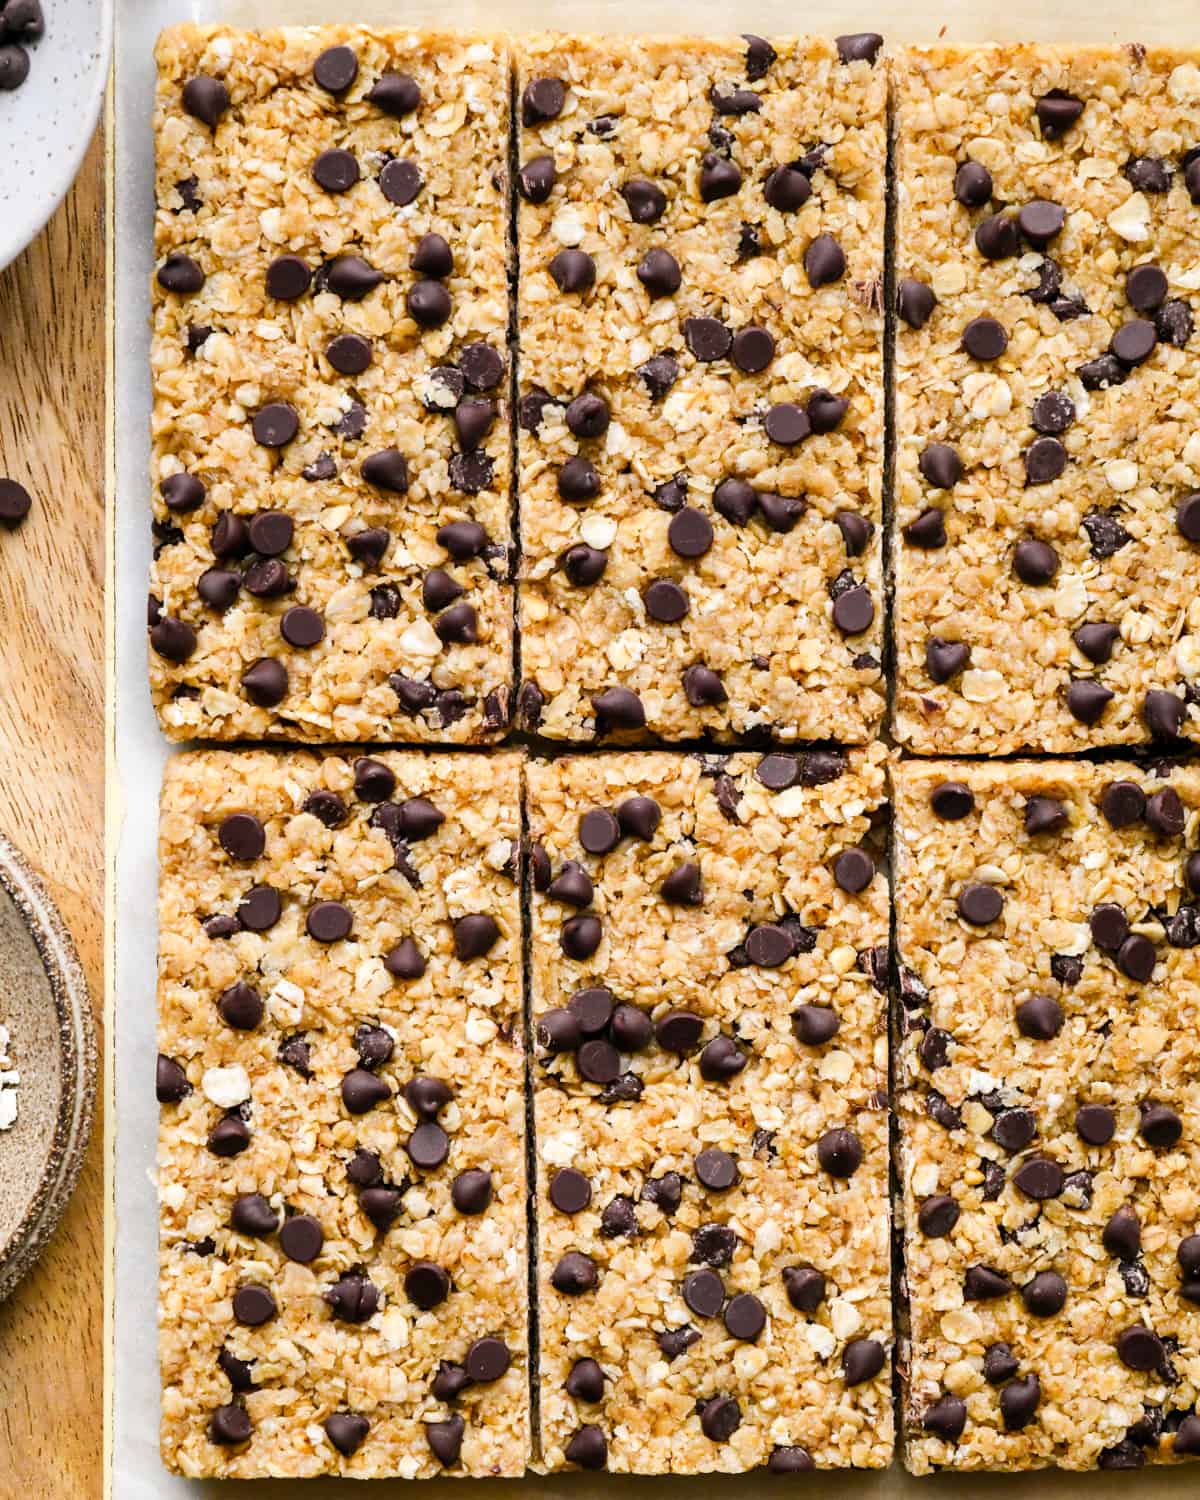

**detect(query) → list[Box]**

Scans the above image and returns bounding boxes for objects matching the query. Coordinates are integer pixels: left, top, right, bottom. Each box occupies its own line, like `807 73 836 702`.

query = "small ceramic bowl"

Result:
0 829 96 1302
0 0 112 272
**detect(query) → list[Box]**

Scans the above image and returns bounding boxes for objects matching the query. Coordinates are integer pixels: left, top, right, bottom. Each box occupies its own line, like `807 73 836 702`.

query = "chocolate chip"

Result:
782 1263 826 1313
1014 1157 1064 1200
1067 678 1114 725
720 1292 764 1342
682 664 726 706
898 278 936 328
1035 90 1084 138
1111 318 1157 367
233 1283 276 1326
975 214 1021 259
312 148 359 193
600 1195 638 1239
964 1265 1010 1300
981 1344 1017 1386
209 1404 251 1445
831 584 873 636
1000 1374 1041 1430
699 1395 741 1442
730 324 774 373
379 157 422 207
564 1425 607 1470
1140 1101 1182 1148
405 1260 451 1310
307 900 352 944
931 780 974 820
835 510 872 556
182 73 229 127
237 885 281 931
454 913 500 962
251 402 302 452
993 1108 1038 1153
450 1167 492 1216
1014 538 1059 584
926 638 969 684
955 160 992 206
1025 436 1067 485
1016 993 1063 1040
590 686 644 733
657 1325 699 1360
1125 155 1171 192
904 507 947 548
425 1416 464 1468
1075 1103 1116 1146
833 847 875 894
1022 1270 1067 1317
279 1214 323 1263
407 279 451 328
1144 688 1186 740
792 1005 840 1047
684 316 732 363
961 316 1007 361
642 1172 683 1217
641 578 687 625
551 1251 598 1295
1101 780 1146 827
518 154 556 203
565 1358 605 1401
1156 298 1194 346
661 860 703 906
843 1338 885 1385
652 1010 703 1057
313 44 358 94
836 32 883 64
918 1194 960 1238
1025 796 1068 835
550 249 595 294
1079 353 1128 391
522 76 565 125
557 456 600 503
218 981 263 1031
919 443 961 489
156 1054 190 1104
1177 492 1200 543
1074 621 1120 664
325 254 382 300
197 568 239 612
341 1067 390 1115
1030 391 1075 437
638 353 679 398
324 1411 369 1457
923 1394 967 1442
610 1004 653 1051
1018 199 1066 246
804 232 845 287
817 1127 862 1178
700 152 742 202
366 71 417 117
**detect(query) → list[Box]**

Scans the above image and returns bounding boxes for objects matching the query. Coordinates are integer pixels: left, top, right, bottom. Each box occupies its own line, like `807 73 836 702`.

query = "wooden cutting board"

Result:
0 130 104 1500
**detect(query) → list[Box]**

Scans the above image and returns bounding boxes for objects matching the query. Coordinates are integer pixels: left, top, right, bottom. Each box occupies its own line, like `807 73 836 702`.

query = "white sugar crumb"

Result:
0 1023 16 1131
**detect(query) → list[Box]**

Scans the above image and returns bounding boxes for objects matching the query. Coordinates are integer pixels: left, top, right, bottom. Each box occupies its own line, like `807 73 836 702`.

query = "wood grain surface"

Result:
0 130 105 1500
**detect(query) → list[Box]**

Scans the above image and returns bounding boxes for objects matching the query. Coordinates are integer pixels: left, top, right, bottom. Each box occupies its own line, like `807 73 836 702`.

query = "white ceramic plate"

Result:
0 0 112 272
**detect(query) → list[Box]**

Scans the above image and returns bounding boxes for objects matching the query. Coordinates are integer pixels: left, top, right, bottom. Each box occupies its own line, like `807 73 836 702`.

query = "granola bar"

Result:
526 746 893 1471
894 758 1200 1471
893 45 1200 753
156 749 528 1477
149 27 513 743
514 33 887 744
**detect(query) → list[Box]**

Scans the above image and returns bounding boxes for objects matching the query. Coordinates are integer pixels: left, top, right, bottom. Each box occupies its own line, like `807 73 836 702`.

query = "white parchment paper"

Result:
112 1 1198 1494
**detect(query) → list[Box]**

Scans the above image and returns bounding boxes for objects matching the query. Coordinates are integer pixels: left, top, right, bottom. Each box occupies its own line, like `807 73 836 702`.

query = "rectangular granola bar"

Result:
514 33 887 744
149 27 514 743
893 45 1200 753
894 758 1200 1472
157 749 528 1478
526 746 893 1472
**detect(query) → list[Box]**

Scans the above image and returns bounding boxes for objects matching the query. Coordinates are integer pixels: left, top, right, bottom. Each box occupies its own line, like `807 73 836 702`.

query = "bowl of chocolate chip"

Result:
0 829 95 1302
0 0 112 271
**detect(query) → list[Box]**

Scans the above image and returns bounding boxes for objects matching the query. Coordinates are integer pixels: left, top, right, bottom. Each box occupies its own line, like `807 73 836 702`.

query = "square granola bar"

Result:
156 749 528 1477
894 757 1200 1471
515 33 887 743
526 745 893 1471
893 45 1200 753
149 27 513 743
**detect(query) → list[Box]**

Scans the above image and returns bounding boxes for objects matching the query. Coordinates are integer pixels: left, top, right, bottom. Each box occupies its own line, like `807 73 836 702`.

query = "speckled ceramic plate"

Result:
0 0 112 272
0 829 95 1302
